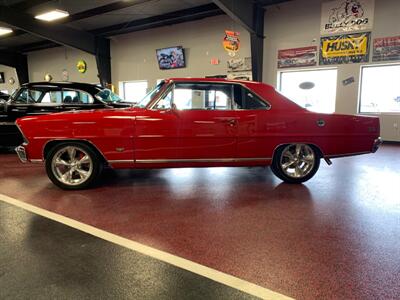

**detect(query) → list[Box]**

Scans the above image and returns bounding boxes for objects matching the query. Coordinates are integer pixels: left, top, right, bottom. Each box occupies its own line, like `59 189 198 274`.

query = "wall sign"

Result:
277 46 317 68
77 60 87 73
223 30 240 57
320 0 375 35
372 36 400 62
320 32 370 65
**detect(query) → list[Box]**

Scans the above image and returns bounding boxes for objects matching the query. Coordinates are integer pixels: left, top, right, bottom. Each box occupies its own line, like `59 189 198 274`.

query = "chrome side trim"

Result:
31 159 44 163
135 158 272 164
108 160 135 163
0 122 15 125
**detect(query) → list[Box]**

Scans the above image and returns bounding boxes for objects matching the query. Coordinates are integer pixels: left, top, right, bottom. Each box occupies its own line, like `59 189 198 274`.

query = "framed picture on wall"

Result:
0 72 5 84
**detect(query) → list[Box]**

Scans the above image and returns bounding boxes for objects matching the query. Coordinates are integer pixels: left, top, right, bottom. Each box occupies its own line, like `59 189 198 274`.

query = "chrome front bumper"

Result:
372 137 383 153
15 145 28 163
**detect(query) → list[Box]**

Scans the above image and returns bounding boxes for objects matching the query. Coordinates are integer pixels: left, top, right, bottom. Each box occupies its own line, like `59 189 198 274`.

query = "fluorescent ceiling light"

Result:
0 27 13 36
35 9 69 22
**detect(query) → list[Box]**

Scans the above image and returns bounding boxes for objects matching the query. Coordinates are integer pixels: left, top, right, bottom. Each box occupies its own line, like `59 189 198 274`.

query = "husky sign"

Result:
321 0 375 34
320 32 371 65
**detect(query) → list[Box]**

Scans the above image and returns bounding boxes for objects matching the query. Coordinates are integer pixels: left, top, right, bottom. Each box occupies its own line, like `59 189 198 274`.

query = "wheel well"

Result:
272 143 324 160
43 140 107 163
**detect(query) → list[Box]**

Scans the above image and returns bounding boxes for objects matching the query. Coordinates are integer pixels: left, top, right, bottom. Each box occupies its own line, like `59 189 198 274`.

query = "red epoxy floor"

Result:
1 145 399 299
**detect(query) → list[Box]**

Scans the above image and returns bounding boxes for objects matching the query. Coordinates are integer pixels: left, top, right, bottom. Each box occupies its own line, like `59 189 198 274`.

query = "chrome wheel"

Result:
279 144 315 179
51 146 93 186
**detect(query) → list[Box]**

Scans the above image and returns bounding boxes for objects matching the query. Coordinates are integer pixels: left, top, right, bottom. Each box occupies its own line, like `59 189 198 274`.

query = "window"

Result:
359 64 400 113
172 83 233 110
279 69 337 113
62 90 93 104
14 88 43 104
119 81 148 103
41 91 62 104
233 85 269 110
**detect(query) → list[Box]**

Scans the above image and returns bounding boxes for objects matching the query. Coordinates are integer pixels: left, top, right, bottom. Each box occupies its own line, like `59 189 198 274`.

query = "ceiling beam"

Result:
212 0 261 36
12 3 223 52
0 0 155 40
7 0 52 11
92 3 223 36
0 5 98 55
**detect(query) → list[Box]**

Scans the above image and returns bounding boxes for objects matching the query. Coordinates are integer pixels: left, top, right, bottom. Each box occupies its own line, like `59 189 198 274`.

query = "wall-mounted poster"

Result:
320 32 370 65
372 36 400 62
223 30 240 57
277 46 317 68
227 57 251 72
320 0 375 35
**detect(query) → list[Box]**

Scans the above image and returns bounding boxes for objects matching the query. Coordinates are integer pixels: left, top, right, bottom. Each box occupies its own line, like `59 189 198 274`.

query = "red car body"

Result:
15 78 381 189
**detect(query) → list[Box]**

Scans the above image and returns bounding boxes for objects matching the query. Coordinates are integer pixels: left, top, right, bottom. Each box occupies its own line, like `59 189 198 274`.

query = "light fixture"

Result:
35 9 69 22
0 27 13 36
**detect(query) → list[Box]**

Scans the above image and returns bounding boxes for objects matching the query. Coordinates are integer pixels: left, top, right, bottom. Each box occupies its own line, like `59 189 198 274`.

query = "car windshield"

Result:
136 81 165 108
95 89 124 103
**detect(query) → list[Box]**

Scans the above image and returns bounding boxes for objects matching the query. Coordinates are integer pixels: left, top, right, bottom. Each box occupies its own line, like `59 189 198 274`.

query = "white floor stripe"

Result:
0 193 293 300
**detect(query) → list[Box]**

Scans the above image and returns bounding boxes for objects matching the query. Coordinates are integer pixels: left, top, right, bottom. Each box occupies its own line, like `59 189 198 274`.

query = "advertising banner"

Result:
223 30 240 57
277 46 318 68
321 0 375 35
372 36 400 62
320 32 370 65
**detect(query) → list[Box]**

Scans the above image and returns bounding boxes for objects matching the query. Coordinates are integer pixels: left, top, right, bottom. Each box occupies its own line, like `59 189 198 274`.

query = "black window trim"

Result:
149 81 271 111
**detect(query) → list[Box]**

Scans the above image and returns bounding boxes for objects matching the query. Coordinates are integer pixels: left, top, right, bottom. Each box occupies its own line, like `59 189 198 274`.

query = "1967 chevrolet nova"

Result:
15 78 382 190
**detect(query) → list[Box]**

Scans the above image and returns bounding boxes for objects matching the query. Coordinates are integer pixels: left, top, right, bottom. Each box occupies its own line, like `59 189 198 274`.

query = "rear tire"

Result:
271 144 320 184
45 142 103 190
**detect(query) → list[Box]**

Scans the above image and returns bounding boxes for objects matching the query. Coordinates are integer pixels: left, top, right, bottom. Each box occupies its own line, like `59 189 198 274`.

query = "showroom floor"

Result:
0 144 399 299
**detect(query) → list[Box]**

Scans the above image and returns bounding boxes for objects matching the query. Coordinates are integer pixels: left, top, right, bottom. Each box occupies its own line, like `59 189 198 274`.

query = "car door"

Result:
232 84 273 159
134 87 181 161
172 82 237 160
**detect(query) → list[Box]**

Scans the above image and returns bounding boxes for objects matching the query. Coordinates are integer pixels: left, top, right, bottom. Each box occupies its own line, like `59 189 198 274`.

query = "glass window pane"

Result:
172 83 233 110
279 69 337 113
359 64 400 113
122 81 148 103
41 91 62 104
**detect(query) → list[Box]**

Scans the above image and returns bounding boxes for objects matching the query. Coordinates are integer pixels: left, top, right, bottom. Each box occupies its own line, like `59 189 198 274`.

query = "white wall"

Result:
263 0 400 141
111 14 250 90
28 47 99 84
0 65 19 94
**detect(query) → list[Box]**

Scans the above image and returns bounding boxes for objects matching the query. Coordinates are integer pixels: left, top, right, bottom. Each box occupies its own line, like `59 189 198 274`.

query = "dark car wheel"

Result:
271 143 320 184
45 142 103 190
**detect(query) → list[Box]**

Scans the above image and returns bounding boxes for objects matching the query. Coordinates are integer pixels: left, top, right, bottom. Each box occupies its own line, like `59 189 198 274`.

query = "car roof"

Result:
20 82 103 93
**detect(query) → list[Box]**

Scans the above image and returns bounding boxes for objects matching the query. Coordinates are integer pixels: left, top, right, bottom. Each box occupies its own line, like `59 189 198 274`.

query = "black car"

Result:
0 82 133 147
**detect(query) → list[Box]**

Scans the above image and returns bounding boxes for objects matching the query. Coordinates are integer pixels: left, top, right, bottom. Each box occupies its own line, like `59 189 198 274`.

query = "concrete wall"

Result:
111 14 250 89
263 0 400 141
0 65 19 94
28 47 99 84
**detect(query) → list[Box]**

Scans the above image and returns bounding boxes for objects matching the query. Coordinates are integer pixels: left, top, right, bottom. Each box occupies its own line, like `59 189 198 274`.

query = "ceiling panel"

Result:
68 0 212 31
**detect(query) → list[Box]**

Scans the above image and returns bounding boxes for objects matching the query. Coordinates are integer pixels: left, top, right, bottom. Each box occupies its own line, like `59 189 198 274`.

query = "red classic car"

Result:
15 78 382 190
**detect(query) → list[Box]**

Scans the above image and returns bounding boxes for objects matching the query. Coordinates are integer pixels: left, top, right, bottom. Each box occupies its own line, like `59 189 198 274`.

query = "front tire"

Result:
271 144 320 184
45 142 103 190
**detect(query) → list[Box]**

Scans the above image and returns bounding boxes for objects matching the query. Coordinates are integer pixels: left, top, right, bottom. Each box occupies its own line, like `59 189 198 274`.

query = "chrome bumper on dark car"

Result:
15 145 28 163
372 137 383 153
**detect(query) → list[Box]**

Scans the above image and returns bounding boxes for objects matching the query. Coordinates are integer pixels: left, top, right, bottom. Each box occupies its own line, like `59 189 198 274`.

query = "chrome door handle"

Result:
225 119 237 126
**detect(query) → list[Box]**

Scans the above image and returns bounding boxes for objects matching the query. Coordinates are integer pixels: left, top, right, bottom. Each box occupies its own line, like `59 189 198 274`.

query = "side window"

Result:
14 88 43 104
153 90 172 110
173 83 233 110
40 91 62 104
233 85 269 110
62 90 94 104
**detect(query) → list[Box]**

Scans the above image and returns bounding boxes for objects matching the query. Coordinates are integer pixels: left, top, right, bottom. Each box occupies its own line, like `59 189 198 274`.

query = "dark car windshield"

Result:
136 81 165 108
95 89 125 103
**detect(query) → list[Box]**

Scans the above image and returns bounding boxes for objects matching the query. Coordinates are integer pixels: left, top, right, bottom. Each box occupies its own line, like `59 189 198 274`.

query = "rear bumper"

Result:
15 145 28 163
372 137 383 153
